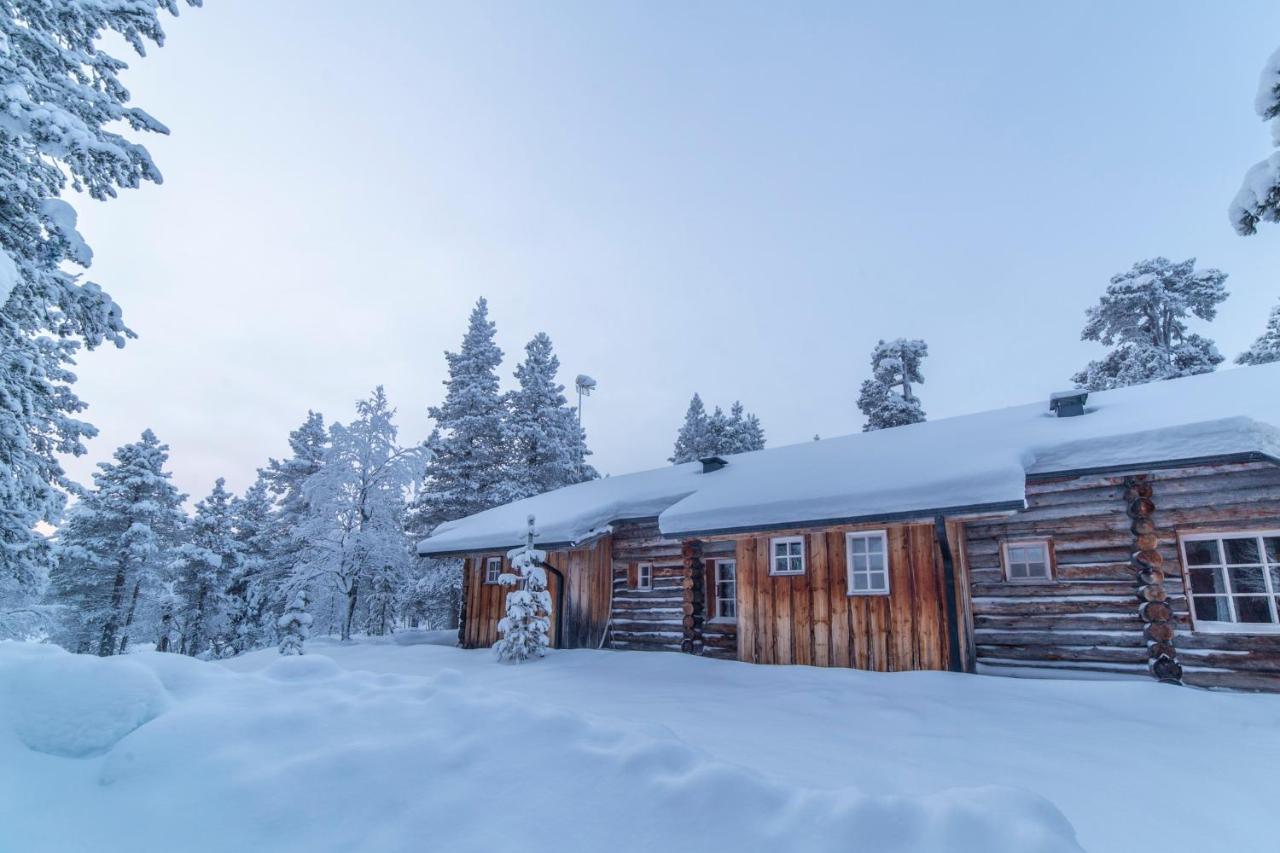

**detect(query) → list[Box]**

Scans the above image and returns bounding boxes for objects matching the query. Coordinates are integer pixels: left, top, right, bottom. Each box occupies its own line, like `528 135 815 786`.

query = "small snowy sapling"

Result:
493 516 552 663
277 589 313 655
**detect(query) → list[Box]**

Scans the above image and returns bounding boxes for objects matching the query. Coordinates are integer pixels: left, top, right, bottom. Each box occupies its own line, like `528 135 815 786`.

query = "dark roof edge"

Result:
664 500 1026 540
1025 451 1280 483
416 516 662 558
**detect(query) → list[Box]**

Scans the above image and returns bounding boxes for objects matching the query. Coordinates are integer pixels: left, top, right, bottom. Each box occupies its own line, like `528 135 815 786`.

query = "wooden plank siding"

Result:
459 537 612 650
964 460 1280 690
732 522 953 671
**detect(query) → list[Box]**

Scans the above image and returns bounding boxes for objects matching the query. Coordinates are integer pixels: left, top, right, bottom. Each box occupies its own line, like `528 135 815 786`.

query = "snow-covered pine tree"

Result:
1071 258 1229 391
1237 298 1280 365
172 478 240 657
0 0 199 634
1231 46 1280 235
46 430 186 655
670 394 766 462
225 474 277 654
670 394 711 463
260 412 328 615
413 298 514 531
506 332 598 499
277 588 312 655
294 388 418 641
726 401 766 454
857 338 928 431
494 515 551 663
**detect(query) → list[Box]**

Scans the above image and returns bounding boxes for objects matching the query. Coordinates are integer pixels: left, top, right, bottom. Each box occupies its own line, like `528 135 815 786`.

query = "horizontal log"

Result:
974 630 1143 648
975 644 1150 664
975 614 1148 631
971 582 1138 598
1182 669 1280 691
610 640 682 653
1176 632 1280 652
607 619 684 633
1175 649 1280 672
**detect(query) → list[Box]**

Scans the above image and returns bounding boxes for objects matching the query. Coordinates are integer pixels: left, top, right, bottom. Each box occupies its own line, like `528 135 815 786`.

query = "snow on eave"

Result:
418 364 1280 554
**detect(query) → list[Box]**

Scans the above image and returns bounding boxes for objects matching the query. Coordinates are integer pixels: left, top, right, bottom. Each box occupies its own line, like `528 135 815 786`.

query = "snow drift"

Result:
0 642 1081 853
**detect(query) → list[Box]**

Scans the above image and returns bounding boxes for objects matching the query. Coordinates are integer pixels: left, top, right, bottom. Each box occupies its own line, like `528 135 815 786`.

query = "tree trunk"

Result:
341 578 359 641
156 609 172 653
97 557 130 656
185 585 208 657
117 579 142 654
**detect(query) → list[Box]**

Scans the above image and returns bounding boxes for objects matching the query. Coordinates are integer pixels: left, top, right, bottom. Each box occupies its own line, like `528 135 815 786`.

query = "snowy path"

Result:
2 636 1277 852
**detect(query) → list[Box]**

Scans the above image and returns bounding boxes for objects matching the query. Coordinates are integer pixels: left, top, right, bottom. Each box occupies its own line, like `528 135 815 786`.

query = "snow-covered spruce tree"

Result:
670 394 766 462
224 474 277 654
507 332 597 499
277 588 312 656
46 430 186 655
1237 298 1280 366
412 298 514 532
1071 258 1228 392
857 338 928 431
494 515 551 663
1231 46 1280 235
726 401 766 454
294 388 418 641
0 0 199 634
172 478 239 657
260 412 328 616
670 394 711 463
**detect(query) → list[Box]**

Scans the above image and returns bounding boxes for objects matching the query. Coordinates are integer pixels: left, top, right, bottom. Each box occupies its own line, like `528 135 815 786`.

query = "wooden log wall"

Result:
1148 461 1280 691
731 522 953 671
1124 475 1182 684
966 460 1280 691
459 537 612 650
608 520 686 652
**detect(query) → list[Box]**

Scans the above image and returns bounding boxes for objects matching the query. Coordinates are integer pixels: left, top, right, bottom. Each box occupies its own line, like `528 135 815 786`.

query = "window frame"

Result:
636 562 653 592
711 559 738 622
1001 538 1054 584
1179 529 1280 635
483 556 503 585
769 536 806 576
845 530 891 596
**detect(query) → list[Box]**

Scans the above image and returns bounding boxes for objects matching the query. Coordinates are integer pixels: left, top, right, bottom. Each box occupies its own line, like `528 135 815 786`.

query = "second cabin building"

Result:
418 364 1280 691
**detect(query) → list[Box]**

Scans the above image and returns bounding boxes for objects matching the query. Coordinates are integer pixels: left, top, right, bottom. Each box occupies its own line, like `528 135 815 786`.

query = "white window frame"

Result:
1180 529 1280 635
769 536 806 576
845 530 890 596
484 556 503 585
1002 539 1053 583
712 559 737 621
636 562 653 591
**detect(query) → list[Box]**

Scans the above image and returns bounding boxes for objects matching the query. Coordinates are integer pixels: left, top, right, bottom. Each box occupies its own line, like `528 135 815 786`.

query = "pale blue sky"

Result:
68 1 1280 502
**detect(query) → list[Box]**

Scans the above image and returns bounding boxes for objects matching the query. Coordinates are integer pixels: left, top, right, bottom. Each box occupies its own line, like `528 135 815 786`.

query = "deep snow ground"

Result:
2 635 1276 853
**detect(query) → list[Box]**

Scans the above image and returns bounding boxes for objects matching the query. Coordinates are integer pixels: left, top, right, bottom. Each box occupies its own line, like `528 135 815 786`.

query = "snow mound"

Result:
0 643 169 758
0 642 1081 852
260 653 343 681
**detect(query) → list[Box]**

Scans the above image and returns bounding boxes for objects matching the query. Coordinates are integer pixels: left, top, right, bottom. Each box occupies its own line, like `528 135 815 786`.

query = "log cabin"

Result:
418 363 1280 691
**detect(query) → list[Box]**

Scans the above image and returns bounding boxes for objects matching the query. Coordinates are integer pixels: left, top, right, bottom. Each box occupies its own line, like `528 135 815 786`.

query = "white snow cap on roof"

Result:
419 364 1280 555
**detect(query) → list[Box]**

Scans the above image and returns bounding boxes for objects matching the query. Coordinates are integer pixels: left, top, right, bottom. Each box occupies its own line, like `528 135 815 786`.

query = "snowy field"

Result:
2 636 1276 853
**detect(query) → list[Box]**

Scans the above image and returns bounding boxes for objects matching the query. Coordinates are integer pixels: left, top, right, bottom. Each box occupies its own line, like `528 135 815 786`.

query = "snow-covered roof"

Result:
418 364 1280 555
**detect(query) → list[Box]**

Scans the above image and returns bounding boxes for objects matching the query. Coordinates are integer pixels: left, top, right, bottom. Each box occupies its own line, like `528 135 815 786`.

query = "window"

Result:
713 560 737 620
770 536 805 575
1181 531 1280 633
637 563 653 591
484 556 503 584
1003 539 1052 582
846 531 889 595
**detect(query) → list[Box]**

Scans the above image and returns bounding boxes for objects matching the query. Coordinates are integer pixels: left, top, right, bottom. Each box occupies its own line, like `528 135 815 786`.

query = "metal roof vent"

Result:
699 456 728 473
1049 390 1089 418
